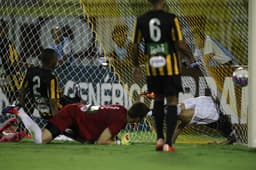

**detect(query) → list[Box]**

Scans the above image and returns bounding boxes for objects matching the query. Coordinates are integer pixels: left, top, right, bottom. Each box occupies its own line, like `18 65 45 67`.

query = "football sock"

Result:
0 131 26 142
0 118 17 133
215 113 233 138
17 108 42 144
153 100 164 139
166 105 178 146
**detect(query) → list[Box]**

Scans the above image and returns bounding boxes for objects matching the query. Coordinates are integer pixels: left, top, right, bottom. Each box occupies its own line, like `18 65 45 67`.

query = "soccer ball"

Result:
232 67 248 87
121 133 130 145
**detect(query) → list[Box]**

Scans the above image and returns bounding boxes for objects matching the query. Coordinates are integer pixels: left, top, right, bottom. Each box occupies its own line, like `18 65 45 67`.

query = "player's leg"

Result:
153 96 165 150
0 118 28 143
2 106 42 144
163 75 183 152
41 128 55 144
147 76 165 150
172 120 188 144
43 104 77 143
0 118 17 133
210 113 237 144
0 131 27 142
164 95 178 151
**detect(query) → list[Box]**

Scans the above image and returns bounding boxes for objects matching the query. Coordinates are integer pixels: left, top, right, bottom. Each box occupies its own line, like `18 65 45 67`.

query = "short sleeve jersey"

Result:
20 66 59 119
133 10 183 76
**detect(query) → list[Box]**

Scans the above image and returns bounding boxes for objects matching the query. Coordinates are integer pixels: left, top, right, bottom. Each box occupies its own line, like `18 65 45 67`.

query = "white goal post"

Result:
248 0 256 148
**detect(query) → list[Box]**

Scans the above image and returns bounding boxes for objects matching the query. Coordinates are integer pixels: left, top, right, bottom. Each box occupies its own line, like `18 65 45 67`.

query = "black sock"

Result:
217 114 233 138
153 100 164 140
166 105 178 146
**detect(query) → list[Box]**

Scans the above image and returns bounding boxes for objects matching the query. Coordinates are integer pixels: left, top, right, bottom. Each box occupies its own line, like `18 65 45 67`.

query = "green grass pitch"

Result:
0 141 256 170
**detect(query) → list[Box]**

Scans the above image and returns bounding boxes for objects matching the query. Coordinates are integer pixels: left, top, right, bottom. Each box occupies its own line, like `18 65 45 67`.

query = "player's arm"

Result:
97 112 126 145
172 120 187 144
18 69 29 106
48 77 59 115
173 17 194 64
49 100 58 115
178 41 194 63
173 102 194 143
96 128 116 145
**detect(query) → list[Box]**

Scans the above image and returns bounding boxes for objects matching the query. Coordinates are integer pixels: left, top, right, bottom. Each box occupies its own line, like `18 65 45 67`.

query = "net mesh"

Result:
0 0 248 144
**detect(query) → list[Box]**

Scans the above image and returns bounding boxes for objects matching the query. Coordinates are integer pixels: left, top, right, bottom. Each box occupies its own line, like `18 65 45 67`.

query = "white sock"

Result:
17 108 42 144
177 104 182 115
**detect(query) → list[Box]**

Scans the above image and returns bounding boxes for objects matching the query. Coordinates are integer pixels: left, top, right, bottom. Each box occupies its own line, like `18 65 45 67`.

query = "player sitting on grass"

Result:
2 102 149 144
0 48 59 142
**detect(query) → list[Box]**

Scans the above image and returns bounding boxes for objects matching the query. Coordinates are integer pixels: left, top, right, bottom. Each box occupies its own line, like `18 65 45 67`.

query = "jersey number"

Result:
32 76 40 95
149 18 161 42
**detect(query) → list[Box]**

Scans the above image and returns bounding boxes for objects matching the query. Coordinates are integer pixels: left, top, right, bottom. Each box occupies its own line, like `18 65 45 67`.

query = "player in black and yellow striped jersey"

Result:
19 49 59 120
132 0 194 152
0 19 22 103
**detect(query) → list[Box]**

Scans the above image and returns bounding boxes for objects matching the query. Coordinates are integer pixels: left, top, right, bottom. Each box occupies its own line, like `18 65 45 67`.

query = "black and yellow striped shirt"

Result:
133 10 183 77
20 66 59 118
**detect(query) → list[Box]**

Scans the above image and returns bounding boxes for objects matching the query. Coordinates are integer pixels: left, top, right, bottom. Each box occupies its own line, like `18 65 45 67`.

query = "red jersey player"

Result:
2 102 149 144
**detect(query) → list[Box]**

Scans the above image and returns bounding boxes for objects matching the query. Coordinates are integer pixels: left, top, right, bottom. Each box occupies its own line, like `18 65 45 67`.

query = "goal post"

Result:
248 0 256 148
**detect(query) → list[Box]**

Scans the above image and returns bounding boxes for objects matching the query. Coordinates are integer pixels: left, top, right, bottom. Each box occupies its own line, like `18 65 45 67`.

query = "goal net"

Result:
0 0 248 144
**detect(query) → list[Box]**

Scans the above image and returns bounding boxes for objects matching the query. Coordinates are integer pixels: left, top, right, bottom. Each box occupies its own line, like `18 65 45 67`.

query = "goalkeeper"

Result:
2 102 149 145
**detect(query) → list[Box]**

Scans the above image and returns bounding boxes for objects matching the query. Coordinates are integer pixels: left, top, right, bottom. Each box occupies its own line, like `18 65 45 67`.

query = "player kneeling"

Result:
2 102 149 144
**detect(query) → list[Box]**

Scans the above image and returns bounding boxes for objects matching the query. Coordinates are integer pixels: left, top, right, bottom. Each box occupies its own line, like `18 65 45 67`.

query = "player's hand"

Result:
133 67 142 82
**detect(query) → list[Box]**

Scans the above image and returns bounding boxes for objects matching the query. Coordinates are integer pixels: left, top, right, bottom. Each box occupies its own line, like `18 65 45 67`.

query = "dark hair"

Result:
128 102 149 120
39 48 57 65
148 0 161 5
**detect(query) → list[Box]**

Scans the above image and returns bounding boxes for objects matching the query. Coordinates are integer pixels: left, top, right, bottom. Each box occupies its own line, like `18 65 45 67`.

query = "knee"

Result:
166 96 178 106
41 128 54 144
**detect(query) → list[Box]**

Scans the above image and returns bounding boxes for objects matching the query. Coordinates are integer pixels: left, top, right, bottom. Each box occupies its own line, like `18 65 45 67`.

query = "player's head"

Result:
112 23 129 47
40 48 58 71
51 26 63 43
0 19 9 37
127 102 149 123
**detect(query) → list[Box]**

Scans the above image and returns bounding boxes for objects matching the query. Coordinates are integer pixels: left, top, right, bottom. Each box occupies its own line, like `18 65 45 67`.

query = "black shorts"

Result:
147 75 183 97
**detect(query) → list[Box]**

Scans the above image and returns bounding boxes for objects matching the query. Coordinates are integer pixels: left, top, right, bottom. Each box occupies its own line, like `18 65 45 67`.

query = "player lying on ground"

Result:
0 84 82 143
173 96 237 144
145 93 237 144
2 102 149 144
